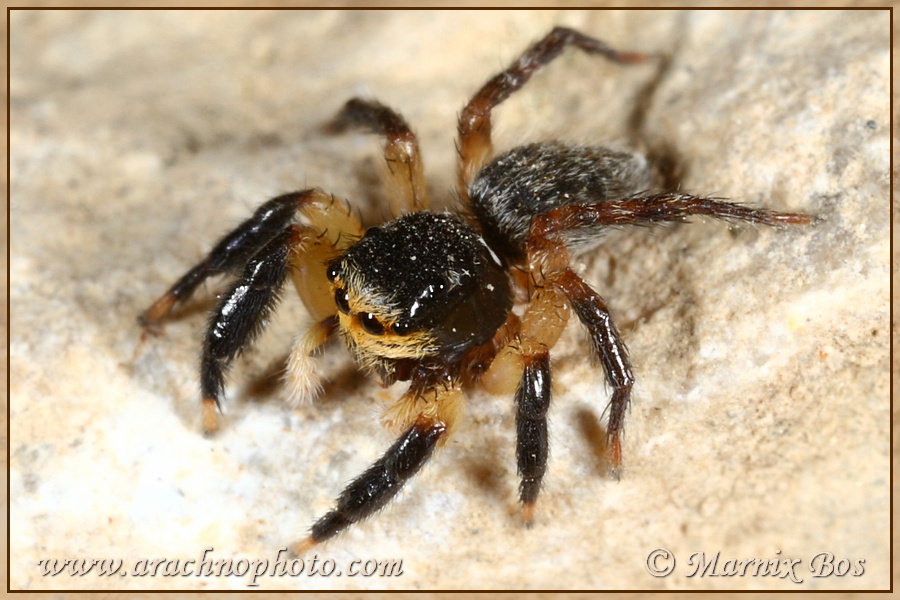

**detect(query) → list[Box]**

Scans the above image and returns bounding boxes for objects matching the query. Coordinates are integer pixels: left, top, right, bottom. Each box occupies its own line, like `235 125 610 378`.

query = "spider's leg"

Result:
199 225 321 433
530 191 812 232
481 284 571 523
517 211 635 480
552 268 633 477
520 192 810 475
139 188 361 329
457 26 646 201
294 383 464 552
329 98 428 215
139 192 310 328
293 416 445 553
516 349 552 524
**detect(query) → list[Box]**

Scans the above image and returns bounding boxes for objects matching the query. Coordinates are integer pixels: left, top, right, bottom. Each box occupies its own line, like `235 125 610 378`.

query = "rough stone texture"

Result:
10 9 889 591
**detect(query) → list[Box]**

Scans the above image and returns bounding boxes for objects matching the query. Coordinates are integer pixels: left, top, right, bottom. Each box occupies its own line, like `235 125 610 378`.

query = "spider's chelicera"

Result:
139 27 810 552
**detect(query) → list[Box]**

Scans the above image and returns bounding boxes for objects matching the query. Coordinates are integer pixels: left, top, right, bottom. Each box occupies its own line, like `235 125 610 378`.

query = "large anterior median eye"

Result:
359 312 384 335
334 289 351 314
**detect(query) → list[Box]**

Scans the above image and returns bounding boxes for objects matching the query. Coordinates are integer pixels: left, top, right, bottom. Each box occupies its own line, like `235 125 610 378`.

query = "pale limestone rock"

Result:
10 10 888 590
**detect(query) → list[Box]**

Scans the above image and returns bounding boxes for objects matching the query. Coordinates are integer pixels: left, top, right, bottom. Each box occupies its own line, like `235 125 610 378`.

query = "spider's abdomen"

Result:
468 142 651 262
327 212 512 370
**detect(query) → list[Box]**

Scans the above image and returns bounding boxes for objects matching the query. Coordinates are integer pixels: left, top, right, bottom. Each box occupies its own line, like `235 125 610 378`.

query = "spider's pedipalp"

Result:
457 26 647 204
284 316 338 406
329 98 428 215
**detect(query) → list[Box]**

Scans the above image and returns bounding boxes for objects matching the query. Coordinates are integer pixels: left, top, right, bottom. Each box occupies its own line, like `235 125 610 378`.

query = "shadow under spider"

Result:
459 432 512 502
242 348 371 410
573 405 613 478
621 30 692 192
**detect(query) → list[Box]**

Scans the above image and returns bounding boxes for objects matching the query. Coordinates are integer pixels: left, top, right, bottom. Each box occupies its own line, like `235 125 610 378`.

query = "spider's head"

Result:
326 212 512 371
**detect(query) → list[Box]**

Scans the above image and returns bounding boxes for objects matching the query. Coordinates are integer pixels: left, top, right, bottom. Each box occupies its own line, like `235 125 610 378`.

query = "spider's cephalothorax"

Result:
326 211 512 378
139 27 810 552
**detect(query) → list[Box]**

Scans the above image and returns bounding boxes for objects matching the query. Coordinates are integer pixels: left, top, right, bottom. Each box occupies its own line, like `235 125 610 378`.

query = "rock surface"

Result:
10 10 889 590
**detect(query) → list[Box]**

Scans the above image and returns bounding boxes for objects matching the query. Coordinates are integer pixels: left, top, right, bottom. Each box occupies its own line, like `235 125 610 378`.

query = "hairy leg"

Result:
552 268 633 476
481 282 571 522
139 188 361 329
524 191 811 474
294 382 464 552
139 191 311 328
457 27 646 201
329 98 428 215
529 192 812 235
200 225 316 433
516 349 552 523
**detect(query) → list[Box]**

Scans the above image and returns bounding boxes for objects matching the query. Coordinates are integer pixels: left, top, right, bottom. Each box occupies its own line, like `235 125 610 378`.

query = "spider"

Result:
139 27 810 553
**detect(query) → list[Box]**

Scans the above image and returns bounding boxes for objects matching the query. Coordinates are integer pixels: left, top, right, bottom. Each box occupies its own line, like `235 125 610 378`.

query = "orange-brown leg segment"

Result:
457 26 646 202
552 268 633 477
531 192 812 232
329 98 428 215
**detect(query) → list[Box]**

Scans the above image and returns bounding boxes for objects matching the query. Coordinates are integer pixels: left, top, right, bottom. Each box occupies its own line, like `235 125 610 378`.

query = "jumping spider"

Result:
139 27 810 552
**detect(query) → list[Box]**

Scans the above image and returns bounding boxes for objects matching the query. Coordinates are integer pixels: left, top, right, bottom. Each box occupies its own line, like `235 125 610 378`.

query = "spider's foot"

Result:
138 291 177 330
609 434 623 481
291 536 318 557
129 330 154 363
619 50 650 64
137 321 164 339
201 398 219 435
521 502 536 527
770 212 812 226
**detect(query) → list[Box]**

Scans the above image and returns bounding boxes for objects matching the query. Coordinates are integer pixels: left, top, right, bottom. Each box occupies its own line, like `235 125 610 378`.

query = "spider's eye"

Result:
359 312 384 335
391 321 412 336
334 289 351 314
326 265 340 282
